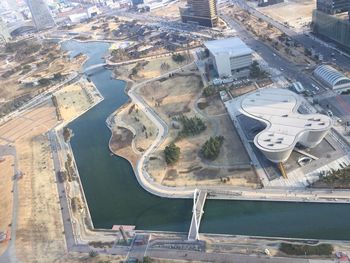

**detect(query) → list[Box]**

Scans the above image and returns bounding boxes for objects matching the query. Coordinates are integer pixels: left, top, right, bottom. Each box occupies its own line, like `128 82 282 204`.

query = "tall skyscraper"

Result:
26 0 55 30
180 0 218 27
312 0 350 52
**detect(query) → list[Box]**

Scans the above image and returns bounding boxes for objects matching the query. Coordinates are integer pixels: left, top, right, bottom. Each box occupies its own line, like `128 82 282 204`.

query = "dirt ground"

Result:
0 100 67 262
0 156 14 255
137 56 190 80
110 126 139 167
225 6 315 66
112 102 158 153
258 0 316 31
55 78 102 122
137 71 258 188
230 85 257 98
150 0 187 20
15 134 66 262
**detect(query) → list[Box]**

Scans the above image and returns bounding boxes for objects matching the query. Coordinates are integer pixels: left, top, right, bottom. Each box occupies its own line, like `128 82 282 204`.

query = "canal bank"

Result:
62 40 350 240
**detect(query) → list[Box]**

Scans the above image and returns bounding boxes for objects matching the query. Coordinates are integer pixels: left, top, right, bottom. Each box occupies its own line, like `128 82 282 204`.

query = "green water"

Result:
63 40 350 240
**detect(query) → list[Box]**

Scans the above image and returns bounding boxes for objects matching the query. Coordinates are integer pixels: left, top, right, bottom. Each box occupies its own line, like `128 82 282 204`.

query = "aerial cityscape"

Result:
1 0 350 262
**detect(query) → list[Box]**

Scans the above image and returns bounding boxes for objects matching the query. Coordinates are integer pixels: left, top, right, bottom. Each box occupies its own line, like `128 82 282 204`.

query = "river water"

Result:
62 40 350 240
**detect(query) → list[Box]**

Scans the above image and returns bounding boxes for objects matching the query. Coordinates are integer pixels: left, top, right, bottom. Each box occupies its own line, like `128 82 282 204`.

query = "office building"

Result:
312 10 350 52
180 0 218 27
204 37 253 78
27 0 55 30
316 0 349 14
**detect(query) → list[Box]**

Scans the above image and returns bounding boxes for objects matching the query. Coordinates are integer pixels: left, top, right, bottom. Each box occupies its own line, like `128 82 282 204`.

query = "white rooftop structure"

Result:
204 37 252 57
314 65 350 90
204 37 253 78
238 88 332 163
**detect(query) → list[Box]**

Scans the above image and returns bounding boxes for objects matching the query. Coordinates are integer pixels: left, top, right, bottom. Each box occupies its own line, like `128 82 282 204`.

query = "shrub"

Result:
280 243 333 256
164 142 180 165
201 136 224 160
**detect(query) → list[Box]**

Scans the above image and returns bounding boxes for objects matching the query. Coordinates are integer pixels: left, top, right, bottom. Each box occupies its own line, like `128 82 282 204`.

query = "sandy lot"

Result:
151 0 187 20
0 156 14 255
0 100 67 262
258 0 316 31
15 134 66 262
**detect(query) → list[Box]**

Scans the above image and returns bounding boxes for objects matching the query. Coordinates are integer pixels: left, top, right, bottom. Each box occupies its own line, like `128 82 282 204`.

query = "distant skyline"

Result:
26 0 56 30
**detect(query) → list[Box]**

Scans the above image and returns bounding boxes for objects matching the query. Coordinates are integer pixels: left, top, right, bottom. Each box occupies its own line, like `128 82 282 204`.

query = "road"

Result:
220 13 327 96
230 0 350 71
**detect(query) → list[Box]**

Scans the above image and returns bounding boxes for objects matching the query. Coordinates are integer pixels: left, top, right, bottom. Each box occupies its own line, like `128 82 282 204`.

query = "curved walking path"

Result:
111 60 350 204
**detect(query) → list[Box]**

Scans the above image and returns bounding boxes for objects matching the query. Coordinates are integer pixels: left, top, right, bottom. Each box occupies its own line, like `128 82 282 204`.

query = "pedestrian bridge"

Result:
84 63 107 74
188 189 207 241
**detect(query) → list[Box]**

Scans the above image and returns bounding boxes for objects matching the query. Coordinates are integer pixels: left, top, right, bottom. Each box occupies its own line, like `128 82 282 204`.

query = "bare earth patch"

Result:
0 156 14 255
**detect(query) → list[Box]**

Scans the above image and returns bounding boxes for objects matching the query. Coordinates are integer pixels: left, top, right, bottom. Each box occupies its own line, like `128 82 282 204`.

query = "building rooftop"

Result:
313 65 350 89
238 88 332 152
204 37 252 57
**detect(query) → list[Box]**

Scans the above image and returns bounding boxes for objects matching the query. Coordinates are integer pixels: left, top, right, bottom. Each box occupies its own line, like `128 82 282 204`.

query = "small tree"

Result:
164 142 180 165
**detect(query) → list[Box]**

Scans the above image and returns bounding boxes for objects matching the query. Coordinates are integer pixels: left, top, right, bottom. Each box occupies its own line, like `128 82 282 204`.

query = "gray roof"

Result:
204 37 252 57
314 65 350 88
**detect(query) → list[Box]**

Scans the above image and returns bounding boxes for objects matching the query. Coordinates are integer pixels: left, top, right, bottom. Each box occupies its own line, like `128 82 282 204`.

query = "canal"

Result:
63 40 350 240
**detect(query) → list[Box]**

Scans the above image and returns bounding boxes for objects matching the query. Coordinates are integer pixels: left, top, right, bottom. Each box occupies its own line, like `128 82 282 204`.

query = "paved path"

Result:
0 145 20 263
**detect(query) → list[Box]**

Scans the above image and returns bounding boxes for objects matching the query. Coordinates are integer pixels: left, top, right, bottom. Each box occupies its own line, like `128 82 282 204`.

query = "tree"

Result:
172 53 186 63
201 136 224 160
177 115 206 138
250 61 268 79
164 142 180 165
203 86 215 97
89 250 98 257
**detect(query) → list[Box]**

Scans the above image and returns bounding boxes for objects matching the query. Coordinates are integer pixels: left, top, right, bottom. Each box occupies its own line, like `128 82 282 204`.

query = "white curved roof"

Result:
239 88 332 153
314 65 350 88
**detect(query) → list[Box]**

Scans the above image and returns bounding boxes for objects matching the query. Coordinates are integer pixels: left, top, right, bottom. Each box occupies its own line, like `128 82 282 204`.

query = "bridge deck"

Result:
188 190 207 241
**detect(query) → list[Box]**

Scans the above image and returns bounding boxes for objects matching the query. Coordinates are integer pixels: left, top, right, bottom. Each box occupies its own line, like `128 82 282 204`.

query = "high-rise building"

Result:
316 0 349 14
180 0 218 27
312 10 350 52
312 0 350 52
26 0 55 30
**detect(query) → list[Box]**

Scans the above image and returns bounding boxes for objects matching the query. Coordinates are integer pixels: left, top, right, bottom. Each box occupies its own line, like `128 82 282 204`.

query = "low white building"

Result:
204 37 252 78
313 65 350 91
232 88 332 163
